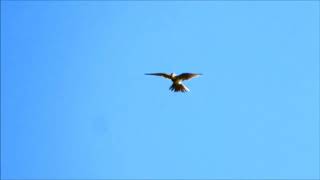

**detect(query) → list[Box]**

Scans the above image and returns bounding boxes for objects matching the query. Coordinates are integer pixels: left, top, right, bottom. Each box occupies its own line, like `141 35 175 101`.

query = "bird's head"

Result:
170 73 176 78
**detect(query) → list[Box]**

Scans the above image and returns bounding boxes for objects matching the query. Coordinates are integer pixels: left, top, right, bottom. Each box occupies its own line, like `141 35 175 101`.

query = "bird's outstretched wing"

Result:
145 73 172 79
176 73 202 81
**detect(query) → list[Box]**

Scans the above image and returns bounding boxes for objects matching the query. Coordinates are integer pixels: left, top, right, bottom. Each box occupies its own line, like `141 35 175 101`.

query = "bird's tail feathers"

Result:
169 83 190 92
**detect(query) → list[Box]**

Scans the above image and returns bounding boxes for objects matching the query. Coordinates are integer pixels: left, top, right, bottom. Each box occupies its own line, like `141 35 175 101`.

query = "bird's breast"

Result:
173 79 182 84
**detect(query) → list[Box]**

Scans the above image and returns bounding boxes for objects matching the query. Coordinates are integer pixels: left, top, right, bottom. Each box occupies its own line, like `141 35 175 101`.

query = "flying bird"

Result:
145 72 202 92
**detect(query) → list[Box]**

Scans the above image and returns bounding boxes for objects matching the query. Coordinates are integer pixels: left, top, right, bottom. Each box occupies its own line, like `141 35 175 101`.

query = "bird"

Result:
145 72 202 92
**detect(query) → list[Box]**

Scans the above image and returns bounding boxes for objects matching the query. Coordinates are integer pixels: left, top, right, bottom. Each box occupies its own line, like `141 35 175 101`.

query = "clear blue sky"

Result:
1 1 319 179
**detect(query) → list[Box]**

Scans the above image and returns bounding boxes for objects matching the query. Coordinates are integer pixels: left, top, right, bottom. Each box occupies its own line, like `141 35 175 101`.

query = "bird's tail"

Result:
169 83 190 92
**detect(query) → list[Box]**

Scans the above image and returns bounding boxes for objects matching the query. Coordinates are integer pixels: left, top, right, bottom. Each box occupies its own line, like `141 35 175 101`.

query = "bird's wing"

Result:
145 73 172 79
176 73 202 81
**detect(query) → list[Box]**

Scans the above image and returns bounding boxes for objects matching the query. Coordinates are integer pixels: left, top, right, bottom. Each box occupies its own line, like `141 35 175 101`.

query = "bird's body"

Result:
145 72 202 92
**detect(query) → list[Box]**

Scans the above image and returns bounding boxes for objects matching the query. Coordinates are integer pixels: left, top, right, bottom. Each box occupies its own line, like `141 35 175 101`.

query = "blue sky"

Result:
1 1 319 179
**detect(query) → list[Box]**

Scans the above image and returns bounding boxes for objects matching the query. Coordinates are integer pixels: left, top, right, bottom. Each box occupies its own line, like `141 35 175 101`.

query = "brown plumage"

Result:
145 72 202 92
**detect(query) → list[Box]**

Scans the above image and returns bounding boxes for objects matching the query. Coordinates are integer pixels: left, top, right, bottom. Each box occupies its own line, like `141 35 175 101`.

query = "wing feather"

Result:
176 73 202 81
145 73 172 79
